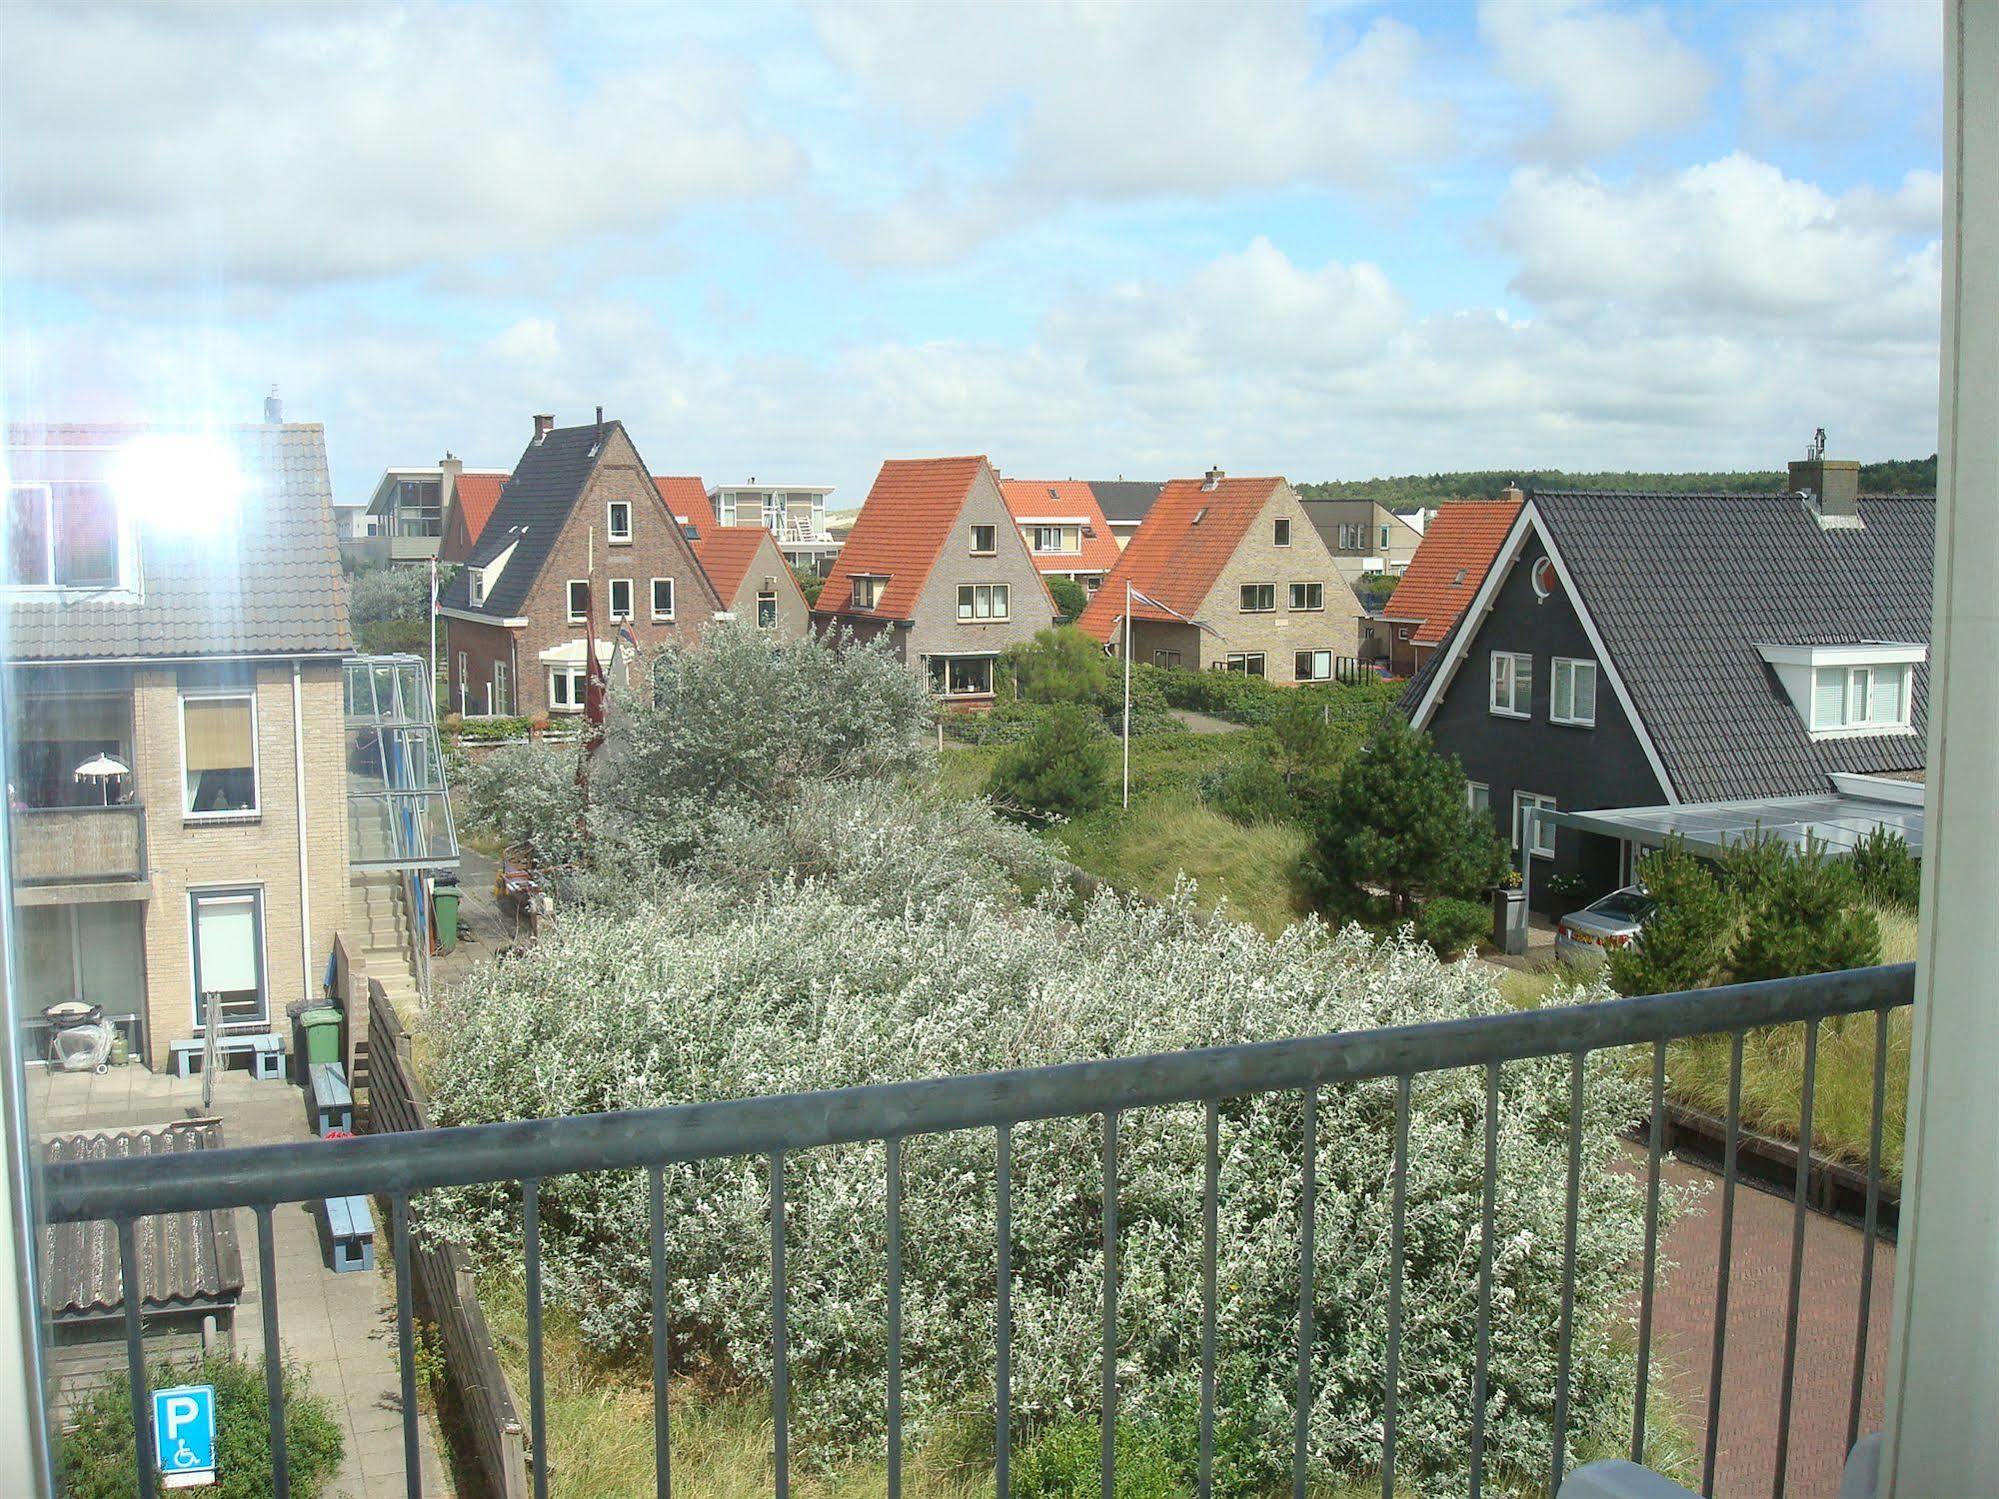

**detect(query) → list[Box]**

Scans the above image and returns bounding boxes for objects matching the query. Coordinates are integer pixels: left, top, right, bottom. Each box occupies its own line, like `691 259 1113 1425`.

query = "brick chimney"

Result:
1202 466 1225 491
263 385 282 424
1789 449 1862 530
532 413 555 443
1500 482 1525 504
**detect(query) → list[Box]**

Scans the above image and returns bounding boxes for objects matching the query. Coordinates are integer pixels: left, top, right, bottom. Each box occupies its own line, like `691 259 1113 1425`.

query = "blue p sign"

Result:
153 1383 217 1487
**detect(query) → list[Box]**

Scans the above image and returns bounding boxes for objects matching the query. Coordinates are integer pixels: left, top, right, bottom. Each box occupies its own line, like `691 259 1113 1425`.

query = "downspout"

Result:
292 660 314 1008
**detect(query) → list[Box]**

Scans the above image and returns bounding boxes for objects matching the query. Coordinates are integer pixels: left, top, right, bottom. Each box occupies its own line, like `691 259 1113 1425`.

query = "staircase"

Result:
346 870 424 1017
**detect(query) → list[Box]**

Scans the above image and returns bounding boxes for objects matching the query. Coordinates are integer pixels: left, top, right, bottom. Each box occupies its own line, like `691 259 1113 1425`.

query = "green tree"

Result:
1729 841 1882 981
1046 575 1090 622
1311 713 1507 917
1000 625 1113 705
791 566 825 606
1850 827 1920 910
1606 839 1734 996
987 704 1110 819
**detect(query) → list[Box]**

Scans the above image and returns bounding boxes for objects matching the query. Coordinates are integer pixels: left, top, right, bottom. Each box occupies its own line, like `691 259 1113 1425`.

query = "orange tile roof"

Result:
693 525 775 603
1380 499 1523 646
998 479 1123 574
655 476 715 531
453 472 509 549
818 456 989 622
1076 475 1285 641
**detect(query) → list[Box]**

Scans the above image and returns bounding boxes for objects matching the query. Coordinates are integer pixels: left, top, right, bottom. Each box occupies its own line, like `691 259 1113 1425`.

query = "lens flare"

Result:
110 432 247 534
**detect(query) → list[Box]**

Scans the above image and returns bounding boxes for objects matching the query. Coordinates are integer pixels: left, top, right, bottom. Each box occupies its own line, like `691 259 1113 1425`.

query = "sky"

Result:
0 0 1944 511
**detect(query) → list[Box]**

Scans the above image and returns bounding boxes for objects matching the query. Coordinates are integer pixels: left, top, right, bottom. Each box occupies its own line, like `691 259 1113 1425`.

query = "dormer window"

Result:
851 575 888 610
1757 643 1923 738
7 481 123 590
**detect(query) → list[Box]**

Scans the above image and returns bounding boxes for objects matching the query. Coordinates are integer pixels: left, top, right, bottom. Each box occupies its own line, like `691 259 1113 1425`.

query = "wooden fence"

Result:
367 984 531 1499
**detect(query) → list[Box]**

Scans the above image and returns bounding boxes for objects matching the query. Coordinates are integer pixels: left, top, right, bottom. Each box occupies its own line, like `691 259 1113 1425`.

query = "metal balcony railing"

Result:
39 963 1913 1499
8 802 147 886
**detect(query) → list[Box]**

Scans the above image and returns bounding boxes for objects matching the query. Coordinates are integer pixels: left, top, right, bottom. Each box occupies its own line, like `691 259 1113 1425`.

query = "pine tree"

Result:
1730 840 1881 981
1606 839 1733 996
1312 713 1507 917
987 705 1110 819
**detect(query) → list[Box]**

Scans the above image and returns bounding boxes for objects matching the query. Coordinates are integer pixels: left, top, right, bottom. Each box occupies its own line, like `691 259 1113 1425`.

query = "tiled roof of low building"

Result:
453 471 510 549
1076 475 1284 640
693 525 773 602
655 476 715 532
1381 499 1523 647
998 479 1123 574
4 421 351 661
818 456 988 622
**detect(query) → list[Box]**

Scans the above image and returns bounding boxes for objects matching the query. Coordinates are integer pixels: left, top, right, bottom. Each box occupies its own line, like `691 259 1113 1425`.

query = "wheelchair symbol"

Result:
168 1440 204 1469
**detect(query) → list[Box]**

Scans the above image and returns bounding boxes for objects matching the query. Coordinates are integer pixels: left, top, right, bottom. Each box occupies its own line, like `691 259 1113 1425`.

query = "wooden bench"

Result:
170 1032 284 1081
307 1062 353 1136
321 1193 375 1272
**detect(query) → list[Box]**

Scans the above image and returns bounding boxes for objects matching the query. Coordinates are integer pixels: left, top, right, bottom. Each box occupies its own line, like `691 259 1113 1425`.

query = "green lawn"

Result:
939 732 1318 936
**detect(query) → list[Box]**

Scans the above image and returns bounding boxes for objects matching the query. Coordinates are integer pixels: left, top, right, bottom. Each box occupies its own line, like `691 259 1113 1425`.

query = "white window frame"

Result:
1513 791 1557 858
607 500 633 544
492 660 511 716
1240 583 1276 613
1294 649 1332 681
548 665 587 714
1288 581 1324 611
957 582 1009 621
969 524 997 555
1489 651 1532 719
455 651 469 714
566 579 588 623
468 569 485 607
187 884 268 1031
179 689 260 821
1467 781 1491 818
756 589 779 627
5 479 130 592
608 577 634 621
1550 656 1598 728
851 575 888 610
651 577 675 621
1809 663 1912 733
1225 652 1267 677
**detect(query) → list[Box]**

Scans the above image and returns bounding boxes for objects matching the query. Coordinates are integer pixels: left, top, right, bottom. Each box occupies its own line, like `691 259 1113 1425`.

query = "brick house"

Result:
998 478 1123 593
438 415 724 719
693 526 811 638
1077 470 1357 684
813 457 1057 701
4 420 355 1070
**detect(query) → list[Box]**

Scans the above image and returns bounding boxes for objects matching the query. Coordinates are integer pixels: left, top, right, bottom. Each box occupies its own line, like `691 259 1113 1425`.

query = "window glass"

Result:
652 578 675 618
608 501 632 540
1552 658 1597 725
1813 667 1846 727
182 694 257 814
1288 582 1323 610
1467 782 1491 817
1490 652 1532 715
970 525 996 553
1240 583 1275 611
609 578 633 619
1275 518 1291 546
493 661 511 715
191 889 265 1027
1513 792 1557 856
568 580 588 620
1872 666 1905 723
757 591 778 627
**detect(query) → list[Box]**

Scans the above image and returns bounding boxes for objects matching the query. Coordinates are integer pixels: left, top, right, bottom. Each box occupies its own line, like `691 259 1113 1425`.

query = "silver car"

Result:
1555 885 1657 962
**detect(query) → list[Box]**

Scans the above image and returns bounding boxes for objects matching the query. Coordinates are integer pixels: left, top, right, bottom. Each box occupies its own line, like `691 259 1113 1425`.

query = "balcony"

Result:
40 964 1910 1499
7 803 147 900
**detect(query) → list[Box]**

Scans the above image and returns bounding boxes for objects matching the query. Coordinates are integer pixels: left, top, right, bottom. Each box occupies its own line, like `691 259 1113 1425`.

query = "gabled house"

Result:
1302 497 1425 581
438 465 511 564
813 456 1057 701
1405 455 1933 910
1077 469 1356 684
3 419 356 1070
693 526 811 637
998 479 1123 592
362 454 510 566
438 413 724 719
1366 498 1522 675
1089 480 1162 549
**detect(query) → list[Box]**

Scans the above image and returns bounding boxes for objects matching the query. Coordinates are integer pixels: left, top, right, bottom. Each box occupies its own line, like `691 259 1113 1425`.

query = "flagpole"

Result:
1122 578 1132 809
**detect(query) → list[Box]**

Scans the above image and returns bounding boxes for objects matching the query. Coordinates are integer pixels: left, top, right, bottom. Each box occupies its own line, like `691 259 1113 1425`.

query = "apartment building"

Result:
708 480 842 576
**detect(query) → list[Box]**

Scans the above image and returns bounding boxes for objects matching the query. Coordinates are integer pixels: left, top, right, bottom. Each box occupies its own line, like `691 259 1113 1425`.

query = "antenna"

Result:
1808 426 1827 461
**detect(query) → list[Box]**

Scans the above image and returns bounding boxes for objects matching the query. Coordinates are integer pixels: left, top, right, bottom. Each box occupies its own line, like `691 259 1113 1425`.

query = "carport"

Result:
1529 779 1925 913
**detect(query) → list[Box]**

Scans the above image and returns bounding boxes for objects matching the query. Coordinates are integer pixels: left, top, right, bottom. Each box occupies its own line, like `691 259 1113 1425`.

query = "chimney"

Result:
595 405 605 428
263 385 282 424
440 452 464 505
1500 483 1525 504
1789 431 1861 529
1202 466 1224 491
532 413 554 443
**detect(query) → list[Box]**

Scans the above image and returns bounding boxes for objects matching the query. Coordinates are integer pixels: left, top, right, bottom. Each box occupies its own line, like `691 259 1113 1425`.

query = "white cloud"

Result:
1498 154 1941 343
1479 0 1714 161
1742 0 1943 148
0 2 801 289
811 2 1455 205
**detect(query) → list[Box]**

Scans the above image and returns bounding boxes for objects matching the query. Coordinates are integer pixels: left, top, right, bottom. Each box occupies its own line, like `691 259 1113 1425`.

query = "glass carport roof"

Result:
1544 790 1924 857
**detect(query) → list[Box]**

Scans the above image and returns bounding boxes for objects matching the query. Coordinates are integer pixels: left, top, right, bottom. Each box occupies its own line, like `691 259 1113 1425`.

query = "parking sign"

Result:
152 1383 217 1488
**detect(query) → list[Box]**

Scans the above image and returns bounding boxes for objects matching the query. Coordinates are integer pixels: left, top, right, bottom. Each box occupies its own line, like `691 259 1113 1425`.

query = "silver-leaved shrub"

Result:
420 880 1662 1488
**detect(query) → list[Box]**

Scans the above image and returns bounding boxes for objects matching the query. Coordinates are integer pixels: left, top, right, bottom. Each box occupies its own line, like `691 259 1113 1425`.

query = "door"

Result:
190 887 266 1029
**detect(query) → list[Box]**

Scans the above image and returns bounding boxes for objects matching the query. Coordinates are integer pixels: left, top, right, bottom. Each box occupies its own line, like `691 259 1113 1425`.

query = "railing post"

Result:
1884 4 1999 1488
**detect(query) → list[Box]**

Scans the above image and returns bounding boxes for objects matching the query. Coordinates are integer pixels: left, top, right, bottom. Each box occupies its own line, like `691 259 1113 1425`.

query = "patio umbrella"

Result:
72 753 129 807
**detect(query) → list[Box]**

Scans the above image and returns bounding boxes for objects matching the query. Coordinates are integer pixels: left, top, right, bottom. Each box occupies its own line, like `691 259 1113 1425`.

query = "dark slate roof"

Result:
1532 490 1933 802
5 422 351 661
438 421 612 619
41 1124 243 1321
1089 480 1163 523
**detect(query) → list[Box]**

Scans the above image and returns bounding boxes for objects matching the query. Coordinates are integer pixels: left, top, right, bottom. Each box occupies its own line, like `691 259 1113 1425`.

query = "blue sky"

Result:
1 1 1943 509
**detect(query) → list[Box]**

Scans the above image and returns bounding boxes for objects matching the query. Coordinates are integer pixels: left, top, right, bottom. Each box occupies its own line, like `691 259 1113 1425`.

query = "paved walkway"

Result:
1649 1150 1891 1498
30 1064 451 1499
432 846 513 992
1167 706 1241 734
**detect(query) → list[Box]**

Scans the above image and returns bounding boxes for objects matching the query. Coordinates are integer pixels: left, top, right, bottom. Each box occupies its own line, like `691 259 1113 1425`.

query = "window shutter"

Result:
184 699 253 771
195 897 259 994
1814 669 1846 727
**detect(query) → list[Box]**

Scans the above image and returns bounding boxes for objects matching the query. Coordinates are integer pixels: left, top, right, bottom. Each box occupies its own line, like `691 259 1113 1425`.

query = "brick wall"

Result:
1192 484 1359 683
128 659 351 1066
